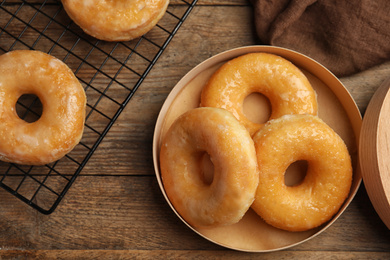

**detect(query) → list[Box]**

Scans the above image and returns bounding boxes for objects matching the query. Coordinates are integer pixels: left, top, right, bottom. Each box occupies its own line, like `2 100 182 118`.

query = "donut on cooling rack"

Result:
61 0 170 41
200 52 318 136
0 50 86 165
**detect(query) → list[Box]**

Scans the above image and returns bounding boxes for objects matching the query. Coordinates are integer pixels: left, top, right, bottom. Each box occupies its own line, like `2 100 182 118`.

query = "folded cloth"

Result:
250 0 390 77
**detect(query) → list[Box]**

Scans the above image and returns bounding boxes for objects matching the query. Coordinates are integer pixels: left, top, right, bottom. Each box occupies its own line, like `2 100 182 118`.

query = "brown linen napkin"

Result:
251 0 390 77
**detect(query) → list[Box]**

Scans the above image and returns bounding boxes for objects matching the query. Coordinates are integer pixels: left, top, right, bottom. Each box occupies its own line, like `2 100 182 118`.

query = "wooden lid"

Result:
360 77 390 229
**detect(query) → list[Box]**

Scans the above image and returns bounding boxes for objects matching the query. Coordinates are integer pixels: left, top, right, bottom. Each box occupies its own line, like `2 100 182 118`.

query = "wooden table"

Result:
1 1 390 259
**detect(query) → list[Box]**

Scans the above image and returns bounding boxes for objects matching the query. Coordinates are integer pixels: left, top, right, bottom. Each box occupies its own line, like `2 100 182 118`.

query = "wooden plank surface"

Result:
0 177 389 256
1 0 390 259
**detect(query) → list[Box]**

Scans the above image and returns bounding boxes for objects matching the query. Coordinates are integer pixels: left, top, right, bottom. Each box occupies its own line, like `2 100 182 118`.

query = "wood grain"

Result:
1 250 390 260
0 177 389 253
359 77 390 229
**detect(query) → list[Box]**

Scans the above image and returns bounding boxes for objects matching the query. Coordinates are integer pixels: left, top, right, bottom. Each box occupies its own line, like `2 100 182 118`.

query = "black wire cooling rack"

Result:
0 0 198 214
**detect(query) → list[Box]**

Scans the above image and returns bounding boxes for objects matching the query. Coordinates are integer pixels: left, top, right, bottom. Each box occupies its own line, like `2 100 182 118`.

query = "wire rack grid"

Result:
0 0 198 214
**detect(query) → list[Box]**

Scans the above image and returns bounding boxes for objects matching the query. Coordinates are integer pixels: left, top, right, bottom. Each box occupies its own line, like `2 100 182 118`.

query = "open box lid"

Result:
359 77 390 229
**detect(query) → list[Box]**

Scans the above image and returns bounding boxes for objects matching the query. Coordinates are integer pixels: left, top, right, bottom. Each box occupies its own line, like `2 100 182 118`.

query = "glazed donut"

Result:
251 114 352 232
62 0 169 41
0 50 86 165
160 107 259 228
200 52 318 136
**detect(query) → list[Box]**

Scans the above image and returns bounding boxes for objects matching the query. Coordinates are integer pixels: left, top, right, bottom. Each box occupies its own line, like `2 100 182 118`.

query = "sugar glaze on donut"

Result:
0 50 86 165
200 52 318 136
62 0 170 41
251 114 352 232
160 107 259 228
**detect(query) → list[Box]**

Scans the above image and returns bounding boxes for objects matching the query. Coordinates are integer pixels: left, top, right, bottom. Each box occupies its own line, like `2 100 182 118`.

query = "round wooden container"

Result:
152 46 362 252
359 77 390 229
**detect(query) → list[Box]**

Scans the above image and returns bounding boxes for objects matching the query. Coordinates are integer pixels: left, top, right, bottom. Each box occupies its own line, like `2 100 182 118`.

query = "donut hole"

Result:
284 160 308 187
243 92 271 124
16 94 43 123
199 152 214 185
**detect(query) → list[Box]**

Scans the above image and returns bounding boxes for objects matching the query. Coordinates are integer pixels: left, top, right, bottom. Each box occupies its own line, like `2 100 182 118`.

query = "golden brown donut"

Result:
62 0 169 41
0 50 86 165
160 107 259 228
251 114 352 232
201 52 318 136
